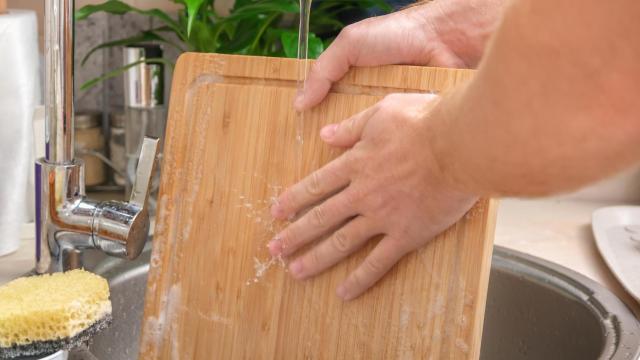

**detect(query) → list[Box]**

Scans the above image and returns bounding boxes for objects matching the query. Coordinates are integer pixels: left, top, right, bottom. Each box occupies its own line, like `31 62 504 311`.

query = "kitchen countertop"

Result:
2 198 639 317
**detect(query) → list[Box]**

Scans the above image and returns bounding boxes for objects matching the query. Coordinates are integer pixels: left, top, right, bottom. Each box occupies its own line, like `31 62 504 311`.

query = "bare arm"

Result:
429 0 640 196
269 0 640 300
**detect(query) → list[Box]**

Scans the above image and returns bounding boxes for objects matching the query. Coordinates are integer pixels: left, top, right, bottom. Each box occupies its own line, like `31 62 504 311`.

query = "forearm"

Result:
428 0 640 197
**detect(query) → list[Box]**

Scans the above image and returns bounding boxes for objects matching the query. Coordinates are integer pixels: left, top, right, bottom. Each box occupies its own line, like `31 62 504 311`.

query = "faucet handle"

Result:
129 137 160 207
92 137 160 260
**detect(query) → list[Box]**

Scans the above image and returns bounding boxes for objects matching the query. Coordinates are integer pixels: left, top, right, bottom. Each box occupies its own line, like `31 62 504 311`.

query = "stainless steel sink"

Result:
481 248 640 360
70 245 640 360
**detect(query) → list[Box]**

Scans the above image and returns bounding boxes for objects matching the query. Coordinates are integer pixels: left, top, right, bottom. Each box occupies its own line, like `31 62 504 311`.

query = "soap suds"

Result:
399 305 411 330
455 338 470 353
234 177 285 236
154 194 170 235
246 255 287 285
233 174 291 285
139 283 182 358
396 305 415 359
182 307 232 326
456 314 469 329
430 295 446 317
167 285 182 360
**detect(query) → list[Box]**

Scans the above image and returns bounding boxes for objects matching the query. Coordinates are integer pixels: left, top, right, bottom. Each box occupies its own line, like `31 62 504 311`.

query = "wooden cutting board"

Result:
140 53 498 359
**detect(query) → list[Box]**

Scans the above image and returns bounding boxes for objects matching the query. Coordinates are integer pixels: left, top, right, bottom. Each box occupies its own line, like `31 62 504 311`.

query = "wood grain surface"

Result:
140 53 498 359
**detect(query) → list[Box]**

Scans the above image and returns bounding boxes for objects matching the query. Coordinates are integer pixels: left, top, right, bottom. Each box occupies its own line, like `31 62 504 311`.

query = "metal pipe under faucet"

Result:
45 0 74 164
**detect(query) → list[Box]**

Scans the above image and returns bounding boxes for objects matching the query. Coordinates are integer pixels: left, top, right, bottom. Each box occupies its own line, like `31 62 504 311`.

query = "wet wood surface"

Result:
140 53 497 359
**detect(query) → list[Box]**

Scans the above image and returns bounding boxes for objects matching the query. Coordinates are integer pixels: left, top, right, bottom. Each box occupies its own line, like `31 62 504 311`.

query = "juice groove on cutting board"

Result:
140 53 498 360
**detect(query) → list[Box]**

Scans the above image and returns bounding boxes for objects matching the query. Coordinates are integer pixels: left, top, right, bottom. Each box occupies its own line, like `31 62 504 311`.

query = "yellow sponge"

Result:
0 269 111 358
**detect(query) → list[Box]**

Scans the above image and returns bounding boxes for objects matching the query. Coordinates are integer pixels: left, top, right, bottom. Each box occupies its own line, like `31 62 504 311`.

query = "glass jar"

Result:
123 44 166 215
75 111 106 187
109 111 127 186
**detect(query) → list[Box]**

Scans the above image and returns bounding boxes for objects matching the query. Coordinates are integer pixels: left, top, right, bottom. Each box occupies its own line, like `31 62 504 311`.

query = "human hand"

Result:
295 0 505 111
269 93 478 300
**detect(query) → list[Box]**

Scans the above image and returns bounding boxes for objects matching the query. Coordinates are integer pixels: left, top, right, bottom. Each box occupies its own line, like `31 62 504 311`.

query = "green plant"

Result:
77 0 392 90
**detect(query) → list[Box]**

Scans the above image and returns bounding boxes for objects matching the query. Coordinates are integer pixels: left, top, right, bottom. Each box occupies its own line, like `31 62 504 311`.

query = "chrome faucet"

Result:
35 0 158 273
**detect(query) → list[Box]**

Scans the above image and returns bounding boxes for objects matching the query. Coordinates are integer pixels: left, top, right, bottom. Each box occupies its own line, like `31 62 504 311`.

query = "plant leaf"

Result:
80 58 175 92
280 30 324 59
189 18 220 52
184 0 207 37
308 34 324 59
80 29 184 66
280 30 298 58
75 1 185 40
216 18 262 54
248 13 280 53
316 0 392 12
225 0 298 22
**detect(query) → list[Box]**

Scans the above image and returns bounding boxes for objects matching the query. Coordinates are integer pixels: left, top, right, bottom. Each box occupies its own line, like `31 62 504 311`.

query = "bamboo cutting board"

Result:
140 53 497 359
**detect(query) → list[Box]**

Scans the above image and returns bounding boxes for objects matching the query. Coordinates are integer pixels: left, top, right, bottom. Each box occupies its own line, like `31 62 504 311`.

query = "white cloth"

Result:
0 10 38 256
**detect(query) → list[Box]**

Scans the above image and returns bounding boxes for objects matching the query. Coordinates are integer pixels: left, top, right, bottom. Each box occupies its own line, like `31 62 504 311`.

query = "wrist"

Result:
422 87 480 197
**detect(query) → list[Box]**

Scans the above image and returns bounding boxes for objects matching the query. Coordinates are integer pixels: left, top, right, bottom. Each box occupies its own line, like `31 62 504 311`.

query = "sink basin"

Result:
481 248 640 360
71 245 640 360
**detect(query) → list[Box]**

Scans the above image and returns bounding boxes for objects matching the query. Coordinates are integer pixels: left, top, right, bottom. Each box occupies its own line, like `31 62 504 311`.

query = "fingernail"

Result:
268 239 282 256
336 285 348 300
289 260 303 277
320 124 338 140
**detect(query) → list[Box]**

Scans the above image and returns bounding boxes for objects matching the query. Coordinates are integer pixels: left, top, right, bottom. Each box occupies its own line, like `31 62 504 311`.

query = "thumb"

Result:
320 106 379 148
294 29 360 112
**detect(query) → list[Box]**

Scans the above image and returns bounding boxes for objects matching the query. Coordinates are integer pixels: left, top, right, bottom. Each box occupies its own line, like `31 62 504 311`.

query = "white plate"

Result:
592 206 640 303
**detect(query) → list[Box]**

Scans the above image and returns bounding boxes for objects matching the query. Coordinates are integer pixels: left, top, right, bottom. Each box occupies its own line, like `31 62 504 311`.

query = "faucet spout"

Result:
36 0 159 273
45 0 75 164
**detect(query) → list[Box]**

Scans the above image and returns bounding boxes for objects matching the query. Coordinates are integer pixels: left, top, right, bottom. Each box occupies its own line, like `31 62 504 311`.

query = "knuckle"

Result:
331 230 350 254
308 249 322 268
373 107 393 124
280 229 297 252
345 117 358 135
348 270 367 291
364 257 385 274
281 191 297 214
381 93 400 106
338 24 358 42
379 95 404 117
344 185 364 206
322 163 340 182
363 190 386 210
304 171 323 196
311 206 326 228
383 93 400 102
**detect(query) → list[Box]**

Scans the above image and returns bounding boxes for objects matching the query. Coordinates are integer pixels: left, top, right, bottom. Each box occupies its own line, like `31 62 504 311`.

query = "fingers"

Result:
320 105 379 148
271 152 352 220
294 27 360 111
288 216 379 280
337 237 408 301
268 189 358 257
